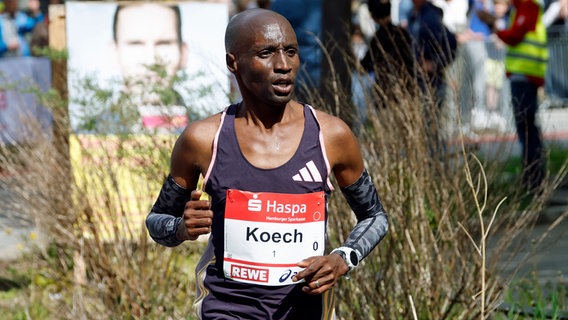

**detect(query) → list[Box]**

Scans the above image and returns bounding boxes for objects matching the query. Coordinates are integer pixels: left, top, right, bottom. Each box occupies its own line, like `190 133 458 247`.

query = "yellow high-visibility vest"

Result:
504 0 548 78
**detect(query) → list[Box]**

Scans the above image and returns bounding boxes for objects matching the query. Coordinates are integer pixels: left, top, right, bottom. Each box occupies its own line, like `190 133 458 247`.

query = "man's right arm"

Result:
145 116 218 247
495 1 539 46
146 175 190 247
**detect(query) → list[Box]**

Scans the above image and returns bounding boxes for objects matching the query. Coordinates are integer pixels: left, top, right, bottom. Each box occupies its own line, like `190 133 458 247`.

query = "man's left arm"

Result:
336 168 389 264
292 115 388 293
326 118 389 266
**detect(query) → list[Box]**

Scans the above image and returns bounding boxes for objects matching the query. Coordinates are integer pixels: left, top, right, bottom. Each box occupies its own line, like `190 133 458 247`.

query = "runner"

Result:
146 8 389 319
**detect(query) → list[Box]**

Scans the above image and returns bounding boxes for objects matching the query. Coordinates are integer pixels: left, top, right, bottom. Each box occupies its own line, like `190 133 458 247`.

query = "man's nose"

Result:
274 50 292 72
141 44 159 65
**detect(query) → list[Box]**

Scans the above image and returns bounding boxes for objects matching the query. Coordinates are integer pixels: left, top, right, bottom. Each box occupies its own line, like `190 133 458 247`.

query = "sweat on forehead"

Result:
224 8 293 52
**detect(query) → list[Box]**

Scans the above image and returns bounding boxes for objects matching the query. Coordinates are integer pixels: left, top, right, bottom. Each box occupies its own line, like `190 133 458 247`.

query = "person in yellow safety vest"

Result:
478 0 548 193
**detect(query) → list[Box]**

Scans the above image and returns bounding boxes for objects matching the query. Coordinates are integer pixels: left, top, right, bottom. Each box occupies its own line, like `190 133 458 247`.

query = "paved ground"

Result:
493 185 568 286
474 105 568 287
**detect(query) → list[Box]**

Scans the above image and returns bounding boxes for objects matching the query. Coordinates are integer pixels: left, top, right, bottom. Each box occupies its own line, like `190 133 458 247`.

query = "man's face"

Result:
229 16 300 106
494 2 509 18
4 0 19 14
113 4 187 88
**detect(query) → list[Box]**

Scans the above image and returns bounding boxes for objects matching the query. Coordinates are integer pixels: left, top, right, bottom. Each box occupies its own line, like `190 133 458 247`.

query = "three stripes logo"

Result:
292 160 322 182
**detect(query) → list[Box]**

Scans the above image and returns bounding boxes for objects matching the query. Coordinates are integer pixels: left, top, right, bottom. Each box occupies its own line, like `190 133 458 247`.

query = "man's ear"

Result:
179 42 189 70
226 52 237 73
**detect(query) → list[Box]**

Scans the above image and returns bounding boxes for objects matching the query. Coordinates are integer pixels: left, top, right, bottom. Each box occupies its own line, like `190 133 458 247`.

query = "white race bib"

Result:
223 189 326 286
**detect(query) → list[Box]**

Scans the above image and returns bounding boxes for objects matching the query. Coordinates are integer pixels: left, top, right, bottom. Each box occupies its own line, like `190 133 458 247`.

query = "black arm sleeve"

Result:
145 175 190 247
339 169 389 261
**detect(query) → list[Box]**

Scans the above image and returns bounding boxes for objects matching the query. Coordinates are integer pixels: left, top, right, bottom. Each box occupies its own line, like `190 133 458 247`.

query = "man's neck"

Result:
238 101 299 130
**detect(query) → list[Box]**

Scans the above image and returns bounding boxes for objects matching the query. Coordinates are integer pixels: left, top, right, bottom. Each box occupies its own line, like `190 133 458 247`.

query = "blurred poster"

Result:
66 1 230 134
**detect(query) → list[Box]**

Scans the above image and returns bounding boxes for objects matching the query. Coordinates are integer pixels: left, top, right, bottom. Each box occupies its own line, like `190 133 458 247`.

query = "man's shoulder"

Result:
310 108 352 140
181 112 222 145
310 107 339 125
188 112 222 131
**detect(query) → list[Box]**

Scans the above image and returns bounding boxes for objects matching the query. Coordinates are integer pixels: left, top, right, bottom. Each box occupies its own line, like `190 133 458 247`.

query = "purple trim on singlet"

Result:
193 103 335 320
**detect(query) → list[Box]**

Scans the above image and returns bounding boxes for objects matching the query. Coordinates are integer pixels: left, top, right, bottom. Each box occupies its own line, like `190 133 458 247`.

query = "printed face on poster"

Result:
66 1 230 134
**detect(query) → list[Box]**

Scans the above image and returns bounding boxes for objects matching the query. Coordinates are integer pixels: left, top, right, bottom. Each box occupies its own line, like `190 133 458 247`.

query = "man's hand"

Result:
477 10 497 32
292 253 349 295
176 190 213 241
560 0 568 19
7 40 19 52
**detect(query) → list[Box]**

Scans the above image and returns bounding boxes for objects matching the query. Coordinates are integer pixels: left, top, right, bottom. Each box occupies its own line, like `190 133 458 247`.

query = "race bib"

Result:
223 189 326 286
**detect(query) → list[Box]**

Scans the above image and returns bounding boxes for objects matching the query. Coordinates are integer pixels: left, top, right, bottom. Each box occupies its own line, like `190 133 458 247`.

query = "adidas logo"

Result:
292 161 322 182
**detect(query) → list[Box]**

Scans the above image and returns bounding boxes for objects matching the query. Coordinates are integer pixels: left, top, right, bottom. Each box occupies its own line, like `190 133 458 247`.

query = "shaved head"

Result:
223 8 299 106
225 8 296 54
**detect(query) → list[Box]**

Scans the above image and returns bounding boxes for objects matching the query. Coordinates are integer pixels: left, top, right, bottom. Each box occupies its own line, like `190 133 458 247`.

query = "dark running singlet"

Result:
194 103 336 320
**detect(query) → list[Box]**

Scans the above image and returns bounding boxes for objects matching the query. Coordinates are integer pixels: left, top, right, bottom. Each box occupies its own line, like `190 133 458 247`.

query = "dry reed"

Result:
0 36 565 320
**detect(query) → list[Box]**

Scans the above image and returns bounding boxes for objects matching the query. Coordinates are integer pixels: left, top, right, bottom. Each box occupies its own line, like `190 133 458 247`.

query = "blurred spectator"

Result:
351 2 373 130
543 0 568 26
398 0 414 28
485 0 509 129
458 0 494 130
27 0 48 55
471 0 510 132
478 0 549 192
408 0 457 104
542 0 568 106
360 0 416 109
407 0 457 154
353 1 377 40
429 0 470 137
398 0 470 31
270 0 322 103
0 0 44 58
438 0 470 33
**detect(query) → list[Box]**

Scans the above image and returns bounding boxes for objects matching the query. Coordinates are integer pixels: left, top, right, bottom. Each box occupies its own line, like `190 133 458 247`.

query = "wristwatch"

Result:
331 247 359 275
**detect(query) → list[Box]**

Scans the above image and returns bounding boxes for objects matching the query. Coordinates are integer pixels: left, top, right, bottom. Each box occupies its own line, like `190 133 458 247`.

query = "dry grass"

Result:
319 48 566 319
0 45 566 320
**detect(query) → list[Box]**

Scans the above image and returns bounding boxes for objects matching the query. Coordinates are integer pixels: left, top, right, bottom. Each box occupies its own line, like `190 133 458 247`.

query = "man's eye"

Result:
286 49 297 57
126 41 145 46
258 51 272 58
156 40 177 46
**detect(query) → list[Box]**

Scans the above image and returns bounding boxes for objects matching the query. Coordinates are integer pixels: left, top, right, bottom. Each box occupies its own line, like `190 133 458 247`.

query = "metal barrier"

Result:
542 23 568 108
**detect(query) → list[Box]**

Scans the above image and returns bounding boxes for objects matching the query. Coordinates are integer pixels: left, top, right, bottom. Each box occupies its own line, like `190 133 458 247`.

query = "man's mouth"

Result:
273 79 293 94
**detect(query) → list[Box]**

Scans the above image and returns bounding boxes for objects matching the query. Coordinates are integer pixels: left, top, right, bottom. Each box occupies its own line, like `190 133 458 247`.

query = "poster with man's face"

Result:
66 1 230 134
